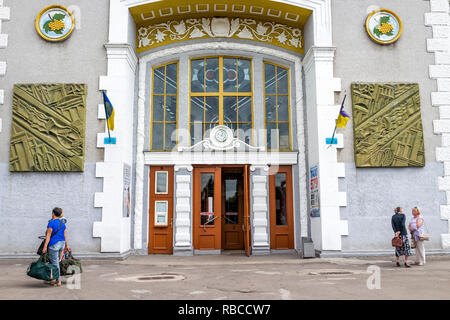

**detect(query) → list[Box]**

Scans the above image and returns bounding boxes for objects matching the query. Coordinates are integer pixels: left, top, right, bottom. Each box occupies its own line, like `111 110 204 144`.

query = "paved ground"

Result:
1 252 450 300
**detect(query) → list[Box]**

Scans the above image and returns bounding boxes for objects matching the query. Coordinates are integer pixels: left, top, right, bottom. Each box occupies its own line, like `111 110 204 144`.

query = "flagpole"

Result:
102 90 112 143
327 93 346 148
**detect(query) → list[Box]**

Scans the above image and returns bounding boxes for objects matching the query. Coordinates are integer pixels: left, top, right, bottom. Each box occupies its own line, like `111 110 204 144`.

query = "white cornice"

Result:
104 43 138 72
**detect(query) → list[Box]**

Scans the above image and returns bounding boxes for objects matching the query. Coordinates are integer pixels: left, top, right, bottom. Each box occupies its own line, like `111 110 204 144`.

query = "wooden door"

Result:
148 166 174 254
221 171 244 250
193 167 222 250
269 166 294 250
243 165 251 256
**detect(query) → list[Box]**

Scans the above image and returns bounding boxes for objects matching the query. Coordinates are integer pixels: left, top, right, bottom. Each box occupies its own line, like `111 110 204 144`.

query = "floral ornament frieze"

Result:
137 17 303 53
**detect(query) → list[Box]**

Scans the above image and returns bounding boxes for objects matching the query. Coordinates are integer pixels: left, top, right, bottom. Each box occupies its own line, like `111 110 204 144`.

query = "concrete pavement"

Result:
1 252 450 300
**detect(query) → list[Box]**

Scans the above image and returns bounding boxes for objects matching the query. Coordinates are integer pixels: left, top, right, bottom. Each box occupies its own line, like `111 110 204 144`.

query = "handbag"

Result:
36 219 63 255
59 248 83 276
392 236 403 247
410 236 416 249
26 253 59 281
419 221 431 241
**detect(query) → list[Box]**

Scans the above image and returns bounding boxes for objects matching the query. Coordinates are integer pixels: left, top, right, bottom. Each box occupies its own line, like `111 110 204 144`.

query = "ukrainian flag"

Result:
336 108 350 128
102 91 115 131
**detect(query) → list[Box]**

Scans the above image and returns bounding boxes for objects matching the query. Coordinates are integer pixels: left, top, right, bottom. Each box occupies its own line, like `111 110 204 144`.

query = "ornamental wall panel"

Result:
351 83 425 168
9 84 87 172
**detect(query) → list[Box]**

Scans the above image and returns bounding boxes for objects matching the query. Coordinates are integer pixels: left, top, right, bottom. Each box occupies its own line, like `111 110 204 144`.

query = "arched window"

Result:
189 57 253 146
150 62 178 151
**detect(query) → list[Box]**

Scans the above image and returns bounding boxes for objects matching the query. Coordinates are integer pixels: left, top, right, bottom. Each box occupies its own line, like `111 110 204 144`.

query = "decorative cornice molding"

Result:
104 43 138 72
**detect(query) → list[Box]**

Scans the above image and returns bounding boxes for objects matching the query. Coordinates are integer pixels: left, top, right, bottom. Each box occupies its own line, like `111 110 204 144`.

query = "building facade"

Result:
0 0 449 257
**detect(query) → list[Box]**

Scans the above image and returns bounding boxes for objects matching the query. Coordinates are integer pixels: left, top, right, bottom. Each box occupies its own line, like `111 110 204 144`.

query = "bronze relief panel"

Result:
351 83 425 168
9 84 87 172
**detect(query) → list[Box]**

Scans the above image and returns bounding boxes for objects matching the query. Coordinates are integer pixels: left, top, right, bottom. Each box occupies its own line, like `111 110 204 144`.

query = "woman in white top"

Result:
408 207 425 266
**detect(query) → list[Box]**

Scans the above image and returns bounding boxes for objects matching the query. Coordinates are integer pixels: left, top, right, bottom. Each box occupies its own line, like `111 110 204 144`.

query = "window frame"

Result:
188 56 254 146
263 61 292 151
150 61 179 151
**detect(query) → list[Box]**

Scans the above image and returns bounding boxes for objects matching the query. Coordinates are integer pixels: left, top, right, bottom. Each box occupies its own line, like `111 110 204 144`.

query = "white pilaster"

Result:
0 0 9 133
94 42 138 253
425 0 450 249
303 46 347 251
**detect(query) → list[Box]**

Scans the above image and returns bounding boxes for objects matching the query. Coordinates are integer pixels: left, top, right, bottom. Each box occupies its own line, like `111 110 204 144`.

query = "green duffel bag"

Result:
26 253 59 281
59 249 82 276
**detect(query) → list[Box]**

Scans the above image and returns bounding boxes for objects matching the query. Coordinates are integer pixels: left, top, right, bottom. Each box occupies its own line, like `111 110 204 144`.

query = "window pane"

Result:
191 59 204 92
165 123 176 150
205 58 219 92
224 96 237 122
152 95 164 122
151 123 164 150
153 66 165 94
238 122 252 145
190 97 204 122
264 63 276 94
190 122 203 146
275 173 288 226
165 95 177 122
265 96 277 122
156 172 168 193
278 95 289 122
205 122 217 138
238 59 252 92
278 123 290 149
223 58 237 92
225 178 239 224
224 122 237 136
266 122 277 150
165 63 177 94
201 173 215 225
238 97 252 123
205 96 219 122
277 67 288 94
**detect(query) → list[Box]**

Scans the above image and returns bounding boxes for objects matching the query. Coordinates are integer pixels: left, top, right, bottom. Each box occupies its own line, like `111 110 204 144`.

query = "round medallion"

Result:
366 9 402 45
215 128 228 143
35 5 75 42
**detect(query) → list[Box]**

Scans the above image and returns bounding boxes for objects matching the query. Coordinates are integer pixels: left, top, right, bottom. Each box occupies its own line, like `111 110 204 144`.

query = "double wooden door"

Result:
193 166 251 256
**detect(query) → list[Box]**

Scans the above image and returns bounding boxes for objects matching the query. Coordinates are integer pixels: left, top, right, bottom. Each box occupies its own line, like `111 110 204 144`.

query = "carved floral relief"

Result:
137 17 303 53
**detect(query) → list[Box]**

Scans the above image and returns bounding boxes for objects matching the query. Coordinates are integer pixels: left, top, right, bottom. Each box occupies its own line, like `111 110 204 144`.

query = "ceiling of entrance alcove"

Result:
130 0 312 54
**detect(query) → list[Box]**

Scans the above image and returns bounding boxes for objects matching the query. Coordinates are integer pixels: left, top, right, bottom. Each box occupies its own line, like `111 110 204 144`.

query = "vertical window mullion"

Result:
162 65 167 150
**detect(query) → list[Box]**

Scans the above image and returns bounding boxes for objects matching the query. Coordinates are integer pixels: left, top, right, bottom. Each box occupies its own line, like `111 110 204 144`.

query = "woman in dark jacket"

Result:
391 207 411 267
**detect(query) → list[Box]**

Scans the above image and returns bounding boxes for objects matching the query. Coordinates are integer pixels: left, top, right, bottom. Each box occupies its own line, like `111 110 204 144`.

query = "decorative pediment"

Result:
130 0 312 54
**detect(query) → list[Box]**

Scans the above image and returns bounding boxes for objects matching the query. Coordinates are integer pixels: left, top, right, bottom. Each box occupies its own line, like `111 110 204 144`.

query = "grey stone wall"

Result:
331 0 448 251
0 0 108 254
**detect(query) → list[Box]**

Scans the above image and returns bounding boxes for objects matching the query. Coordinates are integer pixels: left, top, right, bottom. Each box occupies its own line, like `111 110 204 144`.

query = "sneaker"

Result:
396 262 401 267
404 263 411 268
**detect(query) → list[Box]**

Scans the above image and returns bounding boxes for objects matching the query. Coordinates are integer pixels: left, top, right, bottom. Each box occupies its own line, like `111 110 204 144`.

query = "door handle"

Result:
170 218 173 228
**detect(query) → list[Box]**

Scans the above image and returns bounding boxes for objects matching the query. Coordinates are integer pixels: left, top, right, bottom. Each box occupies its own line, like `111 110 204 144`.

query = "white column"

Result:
303 47 347 252
93 41 137 253
426 0 450 249
174 166 193 255
250 165 270 254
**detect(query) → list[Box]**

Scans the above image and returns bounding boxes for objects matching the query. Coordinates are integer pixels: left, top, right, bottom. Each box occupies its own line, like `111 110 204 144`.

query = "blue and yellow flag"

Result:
336 107 350 128
102 91 115 131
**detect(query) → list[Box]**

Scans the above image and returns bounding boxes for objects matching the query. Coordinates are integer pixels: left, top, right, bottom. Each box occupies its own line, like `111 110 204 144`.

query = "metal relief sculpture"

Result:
351 83 425 167
9 84 87 172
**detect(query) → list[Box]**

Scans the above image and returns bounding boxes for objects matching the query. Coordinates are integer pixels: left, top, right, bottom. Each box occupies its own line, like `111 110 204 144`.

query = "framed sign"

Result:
35 5 75 42
123 164 131 217
310 165 320 217
366 9 402 45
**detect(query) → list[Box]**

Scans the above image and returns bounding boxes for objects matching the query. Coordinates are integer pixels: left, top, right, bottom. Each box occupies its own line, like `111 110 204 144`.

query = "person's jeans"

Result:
48 241 65 282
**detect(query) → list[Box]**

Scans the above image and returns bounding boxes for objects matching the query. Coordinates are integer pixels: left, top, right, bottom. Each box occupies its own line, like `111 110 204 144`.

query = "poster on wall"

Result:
123 163 131 218
310 165 320 217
